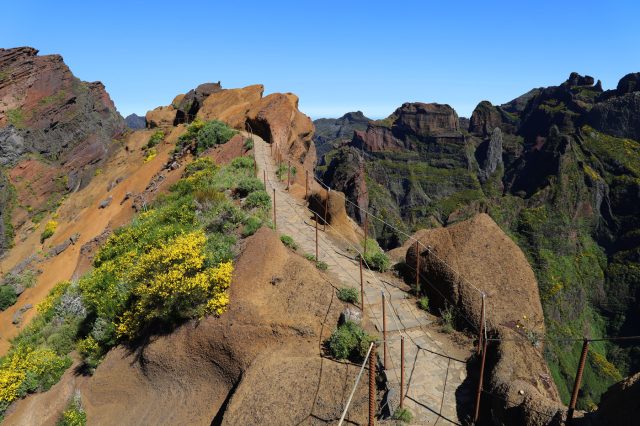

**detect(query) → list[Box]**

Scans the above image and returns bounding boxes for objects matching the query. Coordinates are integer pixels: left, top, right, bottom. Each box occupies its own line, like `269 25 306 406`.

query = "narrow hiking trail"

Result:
252 134 474 424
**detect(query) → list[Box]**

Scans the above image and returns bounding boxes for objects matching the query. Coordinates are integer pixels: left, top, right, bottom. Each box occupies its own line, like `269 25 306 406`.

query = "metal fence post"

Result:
567 340 590 423
369 344 376 426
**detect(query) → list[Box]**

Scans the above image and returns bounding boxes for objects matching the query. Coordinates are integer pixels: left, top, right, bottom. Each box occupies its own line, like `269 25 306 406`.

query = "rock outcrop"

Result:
405 214 563 424
590 373 640 425
146 84 316 177
0 47 125 254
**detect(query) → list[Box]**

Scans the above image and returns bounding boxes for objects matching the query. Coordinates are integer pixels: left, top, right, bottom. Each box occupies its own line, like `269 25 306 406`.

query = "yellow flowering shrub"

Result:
0 346 71 408
40 220 58 243
115 231 233 339
37 280 71 316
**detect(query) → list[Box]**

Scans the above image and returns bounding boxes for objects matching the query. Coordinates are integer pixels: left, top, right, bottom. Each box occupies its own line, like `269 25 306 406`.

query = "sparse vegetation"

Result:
316 260 328 270
327 321 375 361
244 137 254 150
6 108 26 128
276 163 296 181
40 220 58 243
392 407 413 423
235 177 264 197
439 304 455 334
145 130 165 150
0 285 18 310
57 392 86 426
337 287 359 304
358 238 390 272
417 296 430 312
244 190 271 210
280 234 298 250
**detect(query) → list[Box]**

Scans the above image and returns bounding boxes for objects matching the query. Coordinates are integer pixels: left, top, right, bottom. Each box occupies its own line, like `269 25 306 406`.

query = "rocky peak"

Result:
562 72 596 88
616 72 640 95
340 111 370 123
174 82 223 123
393 102 459 136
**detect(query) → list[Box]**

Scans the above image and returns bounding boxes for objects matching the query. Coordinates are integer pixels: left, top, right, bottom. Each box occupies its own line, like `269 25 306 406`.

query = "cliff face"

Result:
0 47 125 254
320 72 640 411
313 111 370 160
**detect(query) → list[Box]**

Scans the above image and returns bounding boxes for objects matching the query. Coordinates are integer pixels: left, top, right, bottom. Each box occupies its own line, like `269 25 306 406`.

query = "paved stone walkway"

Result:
252 134 472 425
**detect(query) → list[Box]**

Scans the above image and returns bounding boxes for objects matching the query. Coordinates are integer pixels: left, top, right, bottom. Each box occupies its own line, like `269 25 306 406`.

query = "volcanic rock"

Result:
124 113 146 129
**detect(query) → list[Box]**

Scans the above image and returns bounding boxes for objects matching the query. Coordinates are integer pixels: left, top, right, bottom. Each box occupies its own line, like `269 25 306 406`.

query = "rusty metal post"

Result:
478 293 485 355
415 241 420 294
364 212 368 255
473 339 488 423
254 158 257 177
567 340 590 423
324 190 329 232
369 344 376 426
305 169 309 199
400 336 405 409
360 258 364 312
287 160 291 190
263 170 266 187
272 188 276 230
315 213 319 261
382 291 387 371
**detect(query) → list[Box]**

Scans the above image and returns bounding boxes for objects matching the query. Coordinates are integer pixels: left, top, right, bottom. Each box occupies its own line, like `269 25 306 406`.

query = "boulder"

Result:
405 214 563 424
591 373 640 425
145 105 177 128
339 307 362 325
174 82 223 123
196 84 264 128
98 196 112 209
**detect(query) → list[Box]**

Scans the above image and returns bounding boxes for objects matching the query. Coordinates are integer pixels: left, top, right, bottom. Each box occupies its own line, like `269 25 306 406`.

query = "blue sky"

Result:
2 1 639 119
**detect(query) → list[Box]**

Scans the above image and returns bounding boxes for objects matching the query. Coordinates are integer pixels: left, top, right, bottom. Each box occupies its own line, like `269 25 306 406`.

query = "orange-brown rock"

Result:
196 84 264 128
405 214 564 425
145 105 177 128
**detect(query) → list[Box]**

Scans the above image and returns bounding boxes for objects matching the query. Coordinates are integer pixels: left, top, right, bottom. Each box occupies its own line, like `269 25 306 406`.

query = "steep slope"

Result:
319 72 640 410
0 47 125 255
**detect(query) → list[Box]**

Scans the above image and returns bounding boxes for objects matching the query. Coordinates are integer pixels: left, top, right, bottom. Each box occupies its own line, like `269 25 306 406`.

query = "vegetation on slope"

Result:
0 136 271 416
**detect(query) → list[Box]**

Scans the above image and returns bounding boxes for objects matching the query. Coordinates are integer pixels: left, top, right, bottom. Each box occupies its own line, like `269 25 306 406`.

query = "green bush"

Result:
230 156 255 170
417 296 429 311
244 138 254 150
0 285 17 310
196 120 237 153
337 287 359 304
242 216 263 237
304 253 316 261
392 407 413 423
276 163 297 181
327 321 376 361
145 130 164 149
440 304 455 333
235 177 264 197
244 190 271 210
359 238 390 272
176 119 237 154
280 235 298 250
316 260 328 271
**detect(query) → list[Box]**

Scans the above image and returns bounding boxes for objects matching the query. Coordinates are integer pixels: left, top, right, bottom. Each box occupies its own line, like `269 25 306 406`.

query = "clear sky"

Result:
2 1 639 119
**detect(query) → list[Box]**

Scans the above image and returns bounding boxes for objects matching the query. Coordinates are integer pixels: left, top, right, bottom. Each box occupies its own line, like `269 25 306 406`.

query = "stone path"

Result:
252 134 472 425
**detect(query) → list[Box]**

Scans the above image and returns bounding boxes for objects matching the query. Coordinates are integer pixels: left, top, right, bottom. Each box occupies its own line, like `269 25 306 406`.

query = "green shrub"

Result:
316 260 329 271
235 177 264 197
242 215 263 237
0 285 17 310
244 138 254 150
327 321 376 361
440 304 455 333
337 287 359 304
392 407 413 423
359 239 390 272
280 235 298 250
417 296 429 311
184 157 218 177
145 130 164 149
304 253 316 261
244 190 271 210
276 163 297 181
196 120 237 153
230 156 255 170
